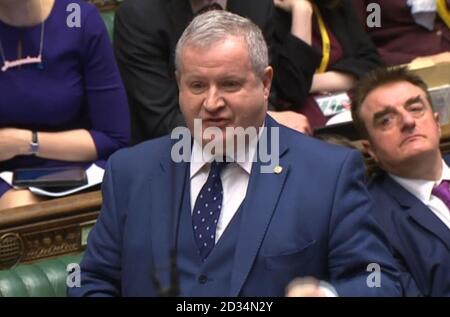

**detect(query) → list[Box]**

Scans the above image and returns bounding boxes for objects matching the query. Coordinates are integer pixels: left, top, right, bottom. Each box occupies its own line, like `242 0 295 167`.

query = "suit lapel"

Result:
229 116 289 296
383 175 450 250
149 147 189 287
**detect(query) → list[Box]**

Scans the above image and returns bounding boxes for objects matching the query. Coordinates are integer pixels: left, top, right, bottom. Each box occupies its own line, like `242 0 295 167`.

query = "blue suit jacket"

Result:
369 163 450 296
69 116 401 296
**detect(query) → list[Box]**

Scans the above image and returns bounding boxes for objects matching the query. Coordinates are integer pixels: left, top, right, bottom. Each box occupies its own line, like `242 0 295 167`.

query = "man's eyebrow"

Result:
404 95 423 107
372 95 425 122
373 106 396 122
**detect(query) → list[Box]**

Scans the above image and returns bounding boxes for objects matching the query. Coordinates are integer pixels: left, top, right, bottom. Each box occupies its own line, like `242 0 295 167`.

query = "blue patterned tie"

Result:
192 161 227 260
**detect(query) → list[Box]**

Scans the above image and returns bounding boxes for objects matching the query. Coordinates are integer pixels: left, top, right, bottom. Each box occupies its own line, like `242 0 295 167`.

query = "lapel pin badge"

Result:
274 165 283 174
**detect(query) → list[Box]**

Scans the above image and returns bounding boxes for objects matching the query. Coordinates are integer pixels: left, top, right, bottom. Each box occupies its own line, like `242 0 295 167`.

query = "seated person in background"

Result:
353 0 450 66
0 0 130 209
114 0 311 144
351 67 450 296
70 11 401 297
272 0 382 129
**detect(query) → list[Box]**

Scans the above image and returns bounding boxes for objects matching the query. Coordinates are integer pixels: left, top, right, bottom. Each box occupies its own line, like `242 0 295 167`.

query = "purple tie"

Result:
432 180 450 210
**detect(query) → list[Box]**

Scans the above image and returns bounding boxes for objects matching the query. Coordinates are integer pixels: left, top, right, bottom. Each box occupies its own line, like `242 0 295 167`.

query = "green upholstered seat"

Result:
0 253 83 297
101 11 115 40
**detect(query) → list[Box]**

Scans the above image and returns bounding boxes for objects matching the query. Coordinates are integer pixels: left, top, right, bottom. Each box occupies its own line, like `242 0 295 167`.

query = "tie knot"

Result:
209 160 228 177
197 2 224 15
432 180 450 205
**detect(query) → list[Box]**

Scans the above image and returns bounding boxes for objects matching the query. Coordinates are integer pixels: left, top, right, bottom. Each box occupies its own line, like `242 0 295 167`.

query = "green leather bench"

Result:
0 253 83 297
101 11 115 40
98 0 126 40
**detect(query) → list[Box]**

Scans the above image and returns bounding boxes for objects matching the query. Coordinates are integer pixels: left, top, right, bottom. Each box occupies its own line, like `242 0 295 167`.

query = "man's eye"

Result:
379 115 395 127
222 81 241 90
409 104 425 115
190 82 206 92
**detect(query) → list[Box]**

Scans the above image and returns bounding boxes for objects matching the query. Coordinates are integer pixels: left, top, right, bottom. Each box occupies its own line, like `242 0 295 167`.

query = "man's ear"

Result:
262 66 273 99
434 112 442 137
362 139 379 163
175 70 181 87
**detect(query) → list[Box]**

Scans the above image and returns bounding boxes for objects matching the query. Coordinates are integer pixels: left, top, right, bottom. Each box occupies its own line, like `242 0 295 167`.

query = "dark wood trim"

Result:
0 191 101 269
88 0 122 12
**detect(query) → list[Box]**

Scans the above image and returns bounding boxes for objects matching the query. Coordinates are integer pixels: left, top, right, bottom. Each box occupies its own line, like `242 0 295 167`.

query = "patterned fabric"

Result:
192 161 227 260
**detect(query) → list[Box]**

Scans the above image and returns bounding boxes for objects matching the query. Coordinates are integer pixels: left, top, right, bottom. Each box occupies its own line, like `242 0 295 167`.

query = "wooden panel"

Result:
0 191 101 269
88 0 122 12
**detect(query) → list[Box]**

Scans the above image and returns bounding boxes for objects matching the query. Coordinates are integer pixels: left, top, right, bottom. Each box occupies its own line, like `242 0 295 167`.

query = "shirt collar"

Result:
389 159 450 202
190 0 227 13
190 124 263 178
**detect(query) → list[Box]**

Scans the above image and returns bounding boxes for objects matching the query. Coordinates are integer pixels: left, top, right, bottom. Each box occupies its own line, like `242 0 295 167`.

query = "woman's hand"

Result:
410 52 450 67
274 0 314 45
274 0 312 13
0 128 31 161
268 110 313 135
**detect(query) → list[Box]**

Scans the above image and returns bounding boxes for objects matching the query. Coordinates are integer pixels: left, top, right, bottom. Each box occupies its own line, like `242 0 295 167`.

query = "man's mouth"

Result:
400 134 425 146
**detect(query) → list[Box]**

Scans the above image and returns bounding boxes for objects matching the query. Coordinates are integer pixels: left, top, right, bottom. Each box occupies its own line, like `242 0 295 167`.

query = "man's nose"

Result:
203 87 225 111
399 110 416 132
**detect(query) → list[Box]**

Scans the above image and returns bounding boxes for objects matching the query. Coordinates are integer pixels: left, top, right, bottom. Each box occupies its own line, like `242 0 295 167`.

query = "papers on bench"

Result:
314 92 351 117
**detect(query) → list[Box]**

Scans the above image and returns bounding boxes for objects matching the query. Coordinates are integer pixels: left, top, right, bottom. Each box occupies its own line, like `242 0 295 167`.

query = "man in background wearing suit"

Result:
351 67 450 296
114 0 311 143
69 11 401 297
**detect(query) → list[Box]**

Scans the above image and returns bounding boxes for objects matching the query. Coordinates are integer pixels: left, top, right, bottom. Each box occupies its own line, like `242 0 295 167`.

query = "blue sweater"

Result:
0 0 130 196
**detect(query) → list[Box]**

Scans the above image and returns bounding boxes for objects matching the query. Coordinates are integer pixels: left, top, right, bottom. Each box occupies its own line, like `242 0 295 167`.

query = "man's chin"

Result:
401 146 438 162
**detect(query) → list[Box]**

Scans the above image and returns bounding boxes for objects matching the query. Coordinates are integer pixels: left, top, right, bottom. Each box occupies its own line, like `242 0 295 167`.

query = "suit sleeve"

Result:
328 0 383 79
68 156 124 296
113 3 185 142
270 8 322 109
327 151 402 296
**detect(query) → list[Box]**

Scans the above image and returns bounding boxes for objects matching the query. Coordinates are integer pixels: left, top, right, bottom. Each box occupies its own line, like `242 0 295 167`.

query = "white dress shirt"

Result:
390 160 450 230
190 133 259 243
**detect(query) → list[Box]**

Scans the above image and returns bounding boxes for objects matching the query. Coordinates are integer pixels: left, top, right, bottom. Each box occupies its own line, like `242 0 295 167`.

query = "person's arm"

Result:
282 0 313 45
267 111 312 135
327 151 402 296
310 71 356 94
274 0 313 44
114 2 185 142
410 51 450 66
0 128 97 162
68 155 124 296
326 0 383 81
271 1 321 108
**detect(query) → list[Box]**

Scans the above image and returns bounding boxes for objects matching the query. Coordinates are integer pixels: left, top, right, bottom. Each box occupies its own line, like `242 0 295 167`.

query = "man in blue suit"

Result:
351 67 450 296
69 10 401 297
